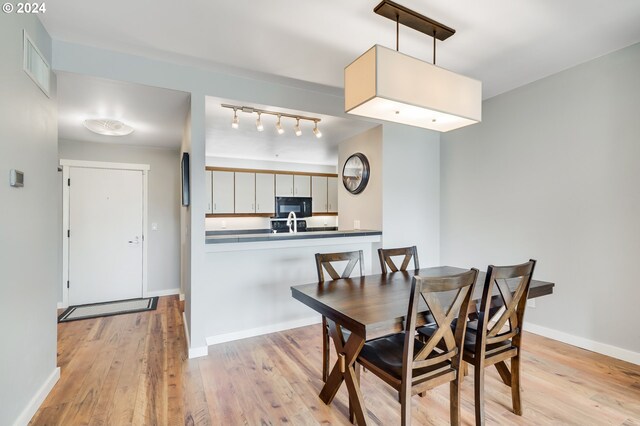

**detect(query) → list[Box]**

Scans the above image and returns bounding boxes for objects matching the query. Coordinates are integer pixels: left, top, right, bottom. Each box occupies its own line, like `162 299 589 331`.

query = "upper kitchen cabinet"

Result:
205 170 213 214
212 171 234 214
235 172 256 213
255 173 275 214
275 174 293 196
327 176 338 213
293 175 311 197
312 176 328 213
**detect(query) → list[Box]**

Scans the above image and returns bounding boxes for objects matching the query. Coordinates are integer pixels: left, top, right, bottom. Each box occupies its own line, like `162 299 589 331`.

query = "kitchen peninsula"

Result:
199 228 382 350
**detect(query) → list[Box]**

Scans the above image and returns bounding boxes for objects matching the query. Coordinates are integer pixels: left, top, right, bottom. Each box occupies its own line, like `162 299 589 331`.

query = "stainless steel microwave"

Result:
274 197 312 218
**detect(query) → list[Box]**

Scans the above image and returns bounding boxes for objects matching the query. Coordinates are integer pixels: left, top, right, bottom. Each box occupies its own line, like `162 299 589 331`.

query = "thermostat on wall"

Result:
10 169 24 187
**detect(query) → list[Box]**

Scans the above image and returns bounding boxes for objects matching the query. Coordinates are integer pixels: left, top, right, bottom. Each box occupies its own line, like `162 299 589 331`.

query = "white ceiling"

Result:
205 97 376 165
40 1 640 99
57 72 190 149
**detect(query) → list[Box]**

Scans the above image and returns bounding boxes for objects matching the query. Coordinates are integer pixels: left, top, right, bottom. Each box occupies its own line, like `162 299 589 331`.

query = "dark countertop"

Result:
205 229 382 244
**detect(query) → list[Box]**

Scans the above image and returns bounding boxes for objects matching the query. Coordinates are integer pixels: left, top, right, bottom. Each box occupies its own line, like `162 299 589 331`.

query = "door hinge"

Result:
67 178 70 186
67 229 70 238
67 280 69 289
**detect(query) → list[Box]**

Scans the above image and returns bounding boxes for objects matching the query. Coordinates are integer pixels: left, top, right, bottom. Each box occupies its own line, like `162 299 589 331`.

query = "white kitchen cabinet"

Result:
235 172 256 213
205 170 213 214
255 173 275 214
312 176 328 213
212 171 234 214
294 175 311 197
327 176 338 213
275 174 293 196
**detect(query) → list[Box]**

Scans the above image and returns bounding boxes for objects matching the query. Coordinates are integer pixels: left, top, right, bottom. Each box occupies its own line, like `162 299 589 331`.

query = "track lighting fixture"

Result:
222 104 322 138
313 120 322 138
256 112 264 131
231 108 239 129
276 115 285 134
294 119 302 136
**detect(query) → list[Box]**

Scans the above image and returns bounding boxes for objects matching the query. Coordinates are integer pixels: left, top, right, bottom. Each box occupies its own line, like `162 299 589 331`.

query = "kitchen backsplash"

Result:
205 215 338 231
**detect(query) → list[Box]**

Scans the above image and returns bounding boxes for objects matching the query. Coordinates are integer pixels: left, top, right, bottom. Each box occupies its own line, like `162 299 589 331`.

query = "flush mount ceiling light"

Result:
222 104 322 137
83 118 134 136
344 0 482 132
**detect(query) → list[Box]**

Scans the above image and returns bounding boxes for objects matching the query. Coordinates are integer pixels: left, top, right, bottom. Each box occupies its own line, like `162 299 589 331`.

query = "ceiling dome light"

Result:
256 112 264 132
83 118 134 136
294 118 302 136
231 108 239 129
313 120 322 138
276 115 284 135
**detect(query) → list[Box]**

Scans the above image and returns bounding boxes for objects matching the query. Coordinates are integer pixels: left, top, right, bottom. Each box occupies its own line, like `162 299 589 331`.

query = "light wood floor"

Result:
31 296 640 425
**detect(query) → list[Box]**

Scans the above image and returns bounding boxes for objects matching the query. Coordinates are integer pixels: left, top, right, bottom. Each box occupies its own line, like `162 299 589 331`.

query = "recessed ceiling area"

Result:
206 96 377 165
57 72 190 149
40 1 640 99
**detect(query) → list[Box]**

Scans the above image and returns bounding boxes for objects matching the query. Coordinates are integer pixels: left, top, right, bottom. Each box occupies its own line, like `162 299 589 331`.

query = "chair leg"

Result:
322 317 329 382
450 376 461 426
511 356 523 415
474 362 485 426
400 381 412 426
460 362 469 384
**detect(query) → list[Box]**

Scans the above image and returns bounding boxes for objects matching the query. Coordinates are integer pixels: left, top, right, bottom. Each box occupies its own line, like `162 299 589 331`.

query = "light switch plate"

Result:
151 223 158 231
10 169 24 187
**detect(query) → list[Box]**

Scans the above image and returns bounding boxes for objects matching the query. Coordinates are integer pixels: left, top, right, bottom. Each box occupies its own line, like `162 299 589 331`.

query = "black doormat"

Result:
58 297 159 323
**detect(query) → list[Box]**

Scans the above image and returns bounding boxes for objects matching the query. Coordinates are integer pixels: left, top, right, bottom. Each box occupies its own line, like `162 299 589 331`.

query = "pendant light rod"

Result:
374 0 455 41
433 30 436 65
221 104 321 123
396 14 399 51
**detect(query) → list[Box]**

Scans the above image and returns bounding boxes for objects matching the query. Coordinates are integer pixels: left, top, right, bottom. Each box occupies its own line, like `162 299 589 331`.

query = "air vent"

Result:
23 30 51 97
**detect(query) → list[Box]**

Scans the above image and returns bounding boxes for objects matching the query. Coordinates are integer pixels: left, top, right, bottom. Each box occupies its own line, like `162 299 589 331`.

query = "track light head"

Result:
294 118 302 136
231 108 239 129
313 120 322 138
276 115 285 135
256 112 264 132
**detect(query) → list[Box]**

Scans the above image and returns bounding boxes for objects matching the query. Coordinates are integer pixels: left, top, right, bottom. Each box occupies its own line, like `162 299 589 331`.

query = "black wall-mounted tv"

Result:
181 152 190 206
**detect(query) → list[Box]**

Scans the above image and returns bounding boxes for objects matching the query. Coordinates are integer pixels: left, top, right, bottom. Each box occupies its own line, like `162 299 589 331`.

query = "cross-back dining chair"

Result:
418 259 537 425
378 246 420 273
356 269 478 426
315 250 364 382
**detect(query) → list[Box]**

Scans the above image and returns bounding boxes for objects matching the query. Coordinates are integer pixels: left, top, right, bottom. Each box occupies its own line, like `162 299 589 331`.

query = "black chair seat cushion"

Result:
358 332 451 380
417 321 513 356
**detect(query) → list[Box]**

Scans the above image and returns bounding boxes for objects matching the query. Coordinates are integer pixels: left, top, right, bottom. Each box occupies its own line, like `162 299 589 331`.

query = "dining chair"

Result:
378 246 420 273
418 259 537 425
357 269 478 426
315 250 364 383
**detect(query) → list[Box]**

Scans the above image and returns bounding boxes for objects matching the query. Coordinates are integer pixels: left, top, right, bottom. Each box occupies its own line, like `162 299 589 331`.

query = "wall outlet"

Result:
221 220 227 229
354 220 361 230
527 299 536 309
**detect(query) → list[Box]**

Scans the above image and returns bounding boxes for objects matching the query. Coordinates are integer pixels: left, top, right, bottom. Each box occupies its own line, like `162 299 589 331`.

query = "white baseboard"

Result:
205 316 321 348
182 311 208 359
146 288 181 298
13 367 60 426
525 323 640 366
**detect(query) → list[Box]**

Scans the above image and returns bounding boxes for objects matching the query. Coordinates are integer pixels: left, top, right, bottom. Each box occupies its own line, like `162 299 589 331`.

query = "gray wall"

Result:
59 139 181 297
338 126 383 232
0 14 58 426
382 124 440 268
441 42 640 353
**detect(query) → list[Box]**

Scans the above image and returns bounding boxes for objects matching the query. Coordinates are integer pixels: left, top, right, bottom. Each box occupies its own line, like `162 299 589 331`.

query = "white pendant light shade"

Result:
345 45 481 132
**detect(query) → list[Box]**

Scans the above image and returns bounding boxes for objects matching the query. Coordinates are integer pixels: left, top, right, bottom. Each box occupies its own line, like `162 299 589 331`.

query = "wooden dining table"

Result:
290 266 555 425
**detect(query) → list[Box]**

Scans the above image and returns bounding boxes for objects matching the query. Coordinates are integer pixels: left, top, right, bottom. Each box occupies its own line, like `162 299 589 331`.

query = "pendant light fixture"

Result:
344 0 481 132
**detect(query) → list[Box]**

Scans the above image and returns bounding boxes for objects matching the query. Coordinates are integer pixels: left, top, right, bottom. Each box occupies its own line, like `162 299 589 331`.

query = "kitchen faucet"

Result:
287 211 297 233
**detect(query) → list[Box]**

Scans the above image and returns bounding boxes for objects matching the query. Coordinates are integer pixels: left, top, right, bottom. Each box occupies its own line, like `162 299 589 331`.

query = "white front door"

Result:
68 167 144 305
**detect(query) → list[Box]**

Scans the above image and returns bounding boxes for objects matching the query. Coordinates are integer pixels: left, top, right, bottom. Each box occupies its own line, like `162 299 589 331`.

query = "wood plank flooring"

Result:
31 296 640 425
